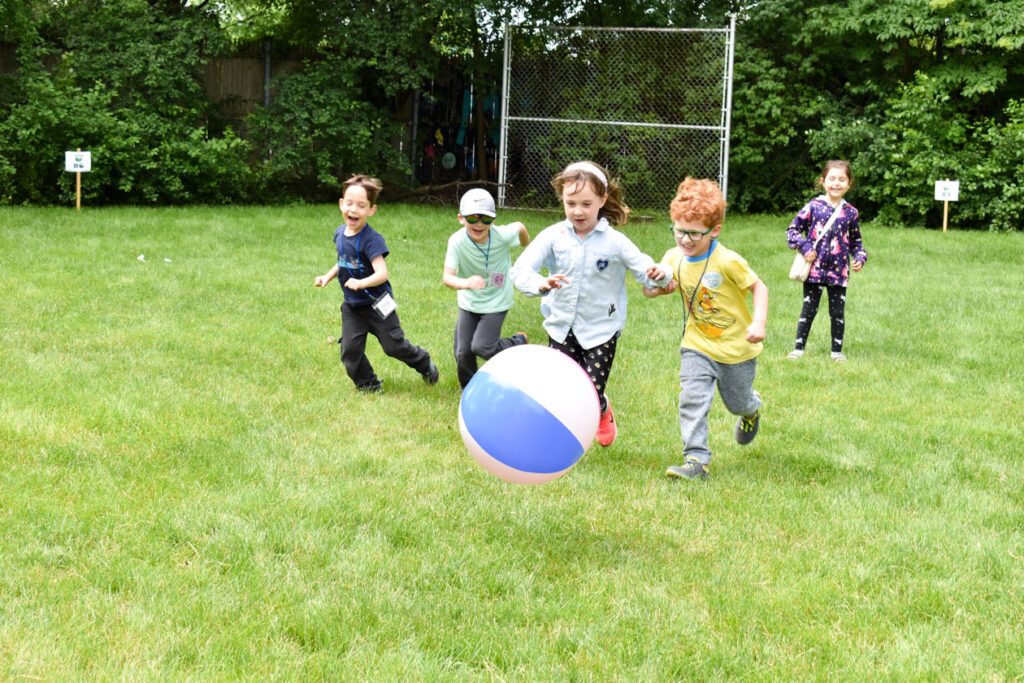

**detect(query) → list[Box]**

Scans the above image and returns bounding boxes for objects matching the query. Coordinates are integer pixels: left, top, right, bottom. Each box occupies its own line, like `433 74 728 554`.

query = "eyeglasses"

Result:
669 225 713 241
464 215 495 225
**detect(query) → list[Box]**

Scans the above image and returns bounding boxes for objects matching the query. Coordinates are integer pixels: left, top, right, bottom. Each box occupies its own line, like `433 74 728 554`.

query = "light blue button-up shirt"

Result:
511 217 670 348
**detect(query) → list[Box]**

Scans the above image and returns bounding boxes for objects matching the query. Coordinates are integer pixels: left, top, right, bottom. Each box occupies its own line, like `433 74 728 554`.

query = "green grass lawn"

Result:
1 203 1022 679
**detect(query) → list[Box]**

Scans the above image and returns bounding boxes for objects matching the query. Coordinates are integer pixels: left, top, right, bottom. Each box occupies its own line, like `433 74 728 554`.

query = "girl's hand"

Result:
646 264 668 281
539 274 569 292
852 259 864 272
805 250 817 263
745 321 766 343
465 275 487 290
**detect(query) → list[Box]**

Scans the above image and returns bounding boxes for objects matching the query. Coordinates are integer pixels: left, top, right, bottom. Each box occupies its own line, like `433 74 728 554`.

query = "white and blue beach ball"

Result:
458 344 600 484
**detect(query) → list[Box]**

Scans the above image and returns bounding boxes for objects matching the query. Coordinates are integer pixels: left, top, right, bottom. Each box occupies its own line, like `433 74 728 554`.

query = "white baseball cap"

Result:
459 188 496 218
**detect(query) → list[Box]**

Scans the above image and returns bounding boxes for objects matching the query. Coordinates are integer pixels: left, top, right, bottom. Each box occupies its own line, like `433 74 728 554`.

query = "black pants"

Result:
341 302 432 390
794 282 846 353
548 330 619 414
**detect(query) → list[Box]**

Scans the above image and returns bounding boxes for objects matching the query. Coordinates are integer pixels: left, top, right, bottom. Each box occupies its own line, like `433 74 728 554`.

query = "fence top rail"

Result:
507 115 725 132
514 25 730 34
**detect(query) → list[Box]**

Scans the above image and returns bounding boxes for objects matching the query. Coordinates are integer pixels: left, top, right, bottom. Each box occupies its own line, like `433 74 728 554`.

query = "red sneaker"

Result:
596 403 617 447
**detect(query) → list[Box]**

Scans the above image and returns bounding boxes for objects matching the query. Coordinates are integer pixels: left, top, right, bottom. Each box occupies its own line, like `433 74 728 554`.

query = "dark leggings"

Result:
794 282 846 353
548 330 618 414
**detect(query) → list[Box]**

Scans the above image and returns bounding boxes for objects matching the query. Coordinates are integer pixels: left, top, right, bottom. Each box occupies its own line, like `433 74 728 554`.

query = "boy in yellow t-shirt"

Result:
643 178 768 481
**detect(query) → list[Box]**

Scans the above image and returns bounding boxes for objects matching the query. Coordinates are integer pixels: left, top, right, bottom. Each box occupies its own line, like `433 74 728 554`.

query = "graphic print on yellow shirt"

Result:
663 242 762 364
682 275 735 339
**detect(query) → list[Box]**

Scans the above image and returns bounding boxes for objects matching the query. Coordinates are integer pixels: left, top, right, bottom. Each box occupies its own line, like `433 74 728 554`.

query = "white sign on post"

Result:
65 151 92 173
934 180 959 202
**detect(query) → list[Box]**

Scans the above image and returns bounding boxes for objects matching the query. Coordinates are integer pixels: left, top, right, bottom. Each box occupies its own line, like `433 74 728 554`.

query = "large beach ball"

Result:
458 344 600 484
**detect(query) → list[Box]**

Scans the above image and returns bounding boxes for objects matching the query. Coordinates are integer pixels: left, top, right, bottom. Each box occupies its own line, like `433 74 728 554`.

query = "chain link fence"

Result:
498 23 735 213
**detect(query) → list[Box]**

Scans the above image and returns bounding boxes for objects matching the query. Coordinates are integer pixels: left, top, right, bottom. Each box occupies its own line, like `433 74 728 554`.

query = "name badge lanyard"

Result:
469 230 491 272
676 247 711 341
341 231 379 304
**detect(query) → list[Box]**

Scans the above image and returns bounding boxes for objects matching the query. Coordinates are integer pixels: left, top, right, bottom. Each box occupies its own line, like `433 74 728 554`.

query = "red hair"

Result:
669 177 726 228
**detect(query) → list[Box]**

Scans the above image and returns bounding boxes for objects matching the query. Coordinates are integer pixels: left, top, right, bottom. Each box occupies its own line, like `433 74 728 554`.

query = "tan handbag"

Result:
788 200 844 282
789 252 812 282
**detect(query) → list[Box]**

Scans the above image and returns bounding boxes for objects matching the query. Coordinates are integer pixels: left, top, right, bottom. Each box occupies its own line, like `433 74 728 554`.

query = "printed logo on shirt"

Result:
338 256 361 271
595 258 609 272
702 271 723 289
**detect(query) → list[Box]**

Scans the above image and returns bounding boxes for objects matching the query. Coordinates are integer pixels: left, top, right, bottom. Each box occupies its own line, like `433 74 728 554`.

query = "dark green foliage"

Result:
248 56 405 201
730 0 1024 229
3 0 1024 227
0 0 251 205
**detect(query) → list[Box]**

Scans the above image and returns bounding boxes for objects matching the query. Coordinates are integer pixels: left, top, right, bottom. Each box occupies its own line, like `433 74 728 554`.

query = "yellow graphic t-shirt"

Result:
662 241 762 364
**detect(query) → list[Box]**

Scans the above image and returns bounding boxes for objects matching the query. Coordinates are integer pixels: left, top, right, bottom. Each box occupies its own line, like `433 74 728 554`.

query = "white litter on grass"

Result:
164 258 172 263
137 254 145 262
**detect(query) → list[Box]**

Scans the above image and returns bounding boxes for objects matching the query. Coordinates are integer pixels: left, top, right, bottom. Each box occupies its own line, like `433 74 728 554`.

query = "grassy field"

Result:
1 203 1022 679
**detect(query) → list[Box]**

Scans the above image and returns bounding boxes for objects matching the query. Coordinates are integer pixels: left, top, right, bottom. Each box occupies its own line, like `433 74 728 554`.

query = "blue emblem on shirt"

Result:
596 258 609 271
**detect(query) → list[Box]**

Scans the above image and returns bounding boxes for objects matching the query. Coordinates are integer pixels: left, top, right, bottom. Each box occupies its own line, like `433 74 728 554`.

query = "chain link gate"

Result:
498 20 736 212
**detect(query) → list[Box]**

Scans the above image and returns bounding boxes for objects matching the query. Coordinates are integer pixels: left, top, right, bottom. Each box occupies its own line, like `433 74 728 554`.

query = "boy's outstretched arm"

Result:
314 264 339 287
514 221 531 247
745 278 768 343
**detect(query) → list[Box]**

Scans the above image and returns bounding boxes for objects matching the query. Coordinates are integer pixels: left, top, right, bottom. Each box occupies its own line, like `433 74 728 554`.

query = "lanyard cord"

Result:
676 250 711 341
342 230 363 279
469 230 491 269
341 231 382 303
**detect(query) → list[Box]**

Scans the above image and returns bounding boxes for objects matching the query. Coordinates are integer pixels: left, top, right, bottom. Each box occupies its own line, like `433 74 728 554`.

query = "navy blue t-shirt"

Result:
334 223 393 306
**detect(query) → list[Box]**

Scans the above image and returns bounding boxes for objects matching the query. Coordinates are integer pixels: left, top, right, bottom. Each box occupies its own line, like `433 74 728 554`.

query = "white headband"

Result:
564 162 608 188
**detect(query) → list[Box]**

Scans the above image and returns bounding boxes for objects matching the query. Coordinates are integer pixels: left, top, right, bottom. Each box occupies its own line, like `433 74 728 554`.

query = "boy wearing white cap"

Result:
443 188 532 389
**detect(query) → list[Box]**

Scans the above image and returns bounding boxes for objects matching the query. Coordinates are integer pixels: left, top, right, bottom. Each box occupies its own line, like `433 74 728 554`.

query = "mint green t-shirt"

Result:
444 223 520 314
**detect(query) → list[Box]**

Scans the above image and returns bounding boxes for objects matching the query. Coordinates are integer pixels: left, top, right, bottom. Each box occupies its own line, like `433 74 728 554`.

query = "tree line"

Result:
2 0 1022 229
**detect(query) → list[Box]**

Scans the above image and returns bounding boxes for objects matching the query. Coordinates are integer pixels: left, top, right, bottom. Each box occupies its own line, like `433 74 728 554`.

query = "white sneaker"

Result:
831 351 847 362
786 349 804 360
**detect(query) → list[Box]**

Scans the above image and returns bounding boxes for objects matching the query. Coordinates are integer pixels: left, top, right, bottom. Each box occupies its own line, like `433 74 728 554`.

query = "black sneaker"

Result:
422 361 439 385
666 459 709 481
735 392 761 445
358 381 382 393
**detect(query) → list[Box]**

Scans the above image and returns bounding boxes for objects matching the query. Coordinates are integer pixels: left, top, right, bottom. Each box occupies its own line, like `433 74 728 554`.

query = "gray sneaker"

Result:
666 459 709 481
831 351 847 362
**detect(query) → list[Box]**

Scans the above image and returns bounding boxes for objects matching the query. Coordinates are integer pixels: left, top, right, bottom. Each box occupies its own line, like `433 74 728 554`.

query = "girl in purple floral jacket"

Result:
785 160 867 362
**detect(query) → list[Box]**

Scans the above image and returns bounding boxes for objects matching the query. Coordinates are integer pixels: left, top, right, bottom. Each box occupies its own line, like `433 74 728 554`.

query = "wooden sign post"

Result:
934 179 959 233
64 149 92 210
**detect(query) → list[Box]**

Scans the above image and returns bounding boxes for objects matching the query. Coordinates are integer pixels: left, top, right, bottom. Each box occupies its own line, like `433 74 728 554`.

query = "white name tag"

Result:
372 293 397 319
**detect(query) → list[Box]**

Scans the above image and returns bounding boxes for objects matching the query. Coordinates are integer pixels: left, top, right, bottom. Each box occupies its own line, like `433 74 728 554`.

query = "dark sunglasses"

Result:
464 214 495 225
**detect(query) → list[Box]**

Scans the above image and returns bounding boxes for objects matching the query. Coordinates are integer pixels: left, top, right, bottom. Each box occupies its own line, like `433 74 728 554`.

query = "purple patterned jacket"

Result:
786 197 867 287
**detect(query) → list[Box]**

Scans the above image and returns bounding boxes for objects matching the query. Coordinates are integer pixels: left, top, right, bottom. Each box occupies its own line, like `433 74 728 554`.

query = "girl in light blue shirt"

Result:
511 161 671 447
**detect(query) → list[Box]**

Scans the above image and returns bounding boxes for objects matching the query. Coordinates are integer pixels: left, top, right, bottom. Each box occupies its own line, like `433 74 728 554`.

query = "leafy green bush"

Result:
0 0 252 205
809 76 1024 230
248 55 408 202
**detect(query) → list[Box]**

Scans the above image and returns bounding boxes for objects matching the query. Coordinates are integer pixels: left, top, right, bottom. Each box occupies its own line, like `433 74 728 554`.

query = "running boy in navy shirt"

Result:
314 175 438 392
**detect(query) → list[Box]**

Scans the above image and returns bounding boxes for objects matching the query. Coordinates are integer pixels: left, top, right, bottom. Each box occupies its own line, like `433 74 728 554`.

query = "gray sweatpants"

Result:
678 348 761 465
454 308 526 388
